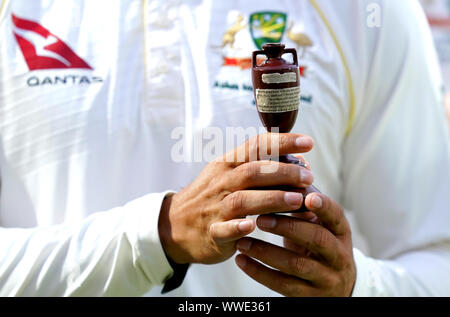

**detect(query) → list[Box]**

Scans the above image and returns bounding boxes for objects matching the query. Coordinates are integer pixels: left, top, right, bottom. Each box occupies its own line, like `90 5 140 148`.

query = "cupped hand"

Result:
158 133 314 265
235 193 356 297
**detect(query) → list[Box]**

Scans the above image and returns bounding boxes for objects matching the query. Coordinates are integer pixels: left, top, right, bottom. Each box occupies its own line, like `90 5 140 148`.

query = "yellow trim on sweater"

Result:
0 0 7 21
309 0 356 137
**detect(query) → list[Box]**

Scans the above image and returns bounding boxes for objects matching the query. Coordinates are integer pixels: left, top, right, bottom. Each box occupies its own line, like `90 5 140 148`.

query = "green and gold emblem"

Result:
249 12 287 49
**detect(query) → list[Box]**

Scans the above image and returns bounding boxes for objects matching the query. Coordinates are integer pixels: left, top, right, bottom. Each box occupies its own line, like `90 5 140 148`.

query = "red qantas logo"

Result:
12 14 92 70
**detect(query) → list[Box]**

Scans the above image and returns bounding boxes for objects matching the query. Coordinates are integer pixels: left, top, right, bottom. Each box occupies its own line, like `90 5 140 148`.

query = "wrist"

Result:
158 194 189 265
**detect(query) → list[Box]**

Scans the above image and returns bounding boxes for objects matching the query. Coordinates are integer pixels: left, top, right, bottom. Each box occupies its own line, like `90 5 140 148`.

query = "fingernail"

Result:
237 239 252 251
296 136 312 148
311 195 322 209
257 216 276 229
238 219 253 232
235 255 247 268
300 168 314 185
284 192 303 207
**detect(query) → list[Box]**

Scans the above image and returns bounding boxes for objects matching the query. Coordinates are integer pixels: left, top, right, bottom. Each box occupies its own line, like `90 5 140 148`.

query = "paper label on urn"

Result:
256 86 300 113
261 72 297 84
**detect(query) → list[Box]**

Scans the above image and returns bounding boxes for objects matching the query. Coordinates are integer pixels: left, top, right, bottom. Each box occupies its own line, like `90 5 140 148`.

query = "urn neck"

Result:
262 43 285 59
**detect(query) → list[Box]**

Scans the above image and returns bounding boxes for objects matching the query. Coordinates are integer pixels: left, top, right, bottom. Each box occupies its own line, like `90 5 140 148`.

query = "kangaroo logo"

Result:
12 14 92 70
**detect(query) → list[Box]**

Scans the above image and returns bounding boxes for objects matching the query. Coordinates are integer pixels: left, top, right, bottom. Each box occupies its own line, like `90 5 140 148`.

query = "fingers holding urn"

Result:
209 218 256 244
235 253 315 297
231 160 314 190
235 239 355 296
223 133 314 166
256 215 342 267
158 132 315 267
236 238 334 285
235 211 356 296
222 190 304 219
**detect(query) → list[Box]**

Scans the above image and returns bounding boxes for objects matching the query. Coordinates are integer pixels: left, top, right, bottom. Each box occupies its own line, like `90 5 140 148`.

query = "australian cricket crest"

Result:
249 12 287 49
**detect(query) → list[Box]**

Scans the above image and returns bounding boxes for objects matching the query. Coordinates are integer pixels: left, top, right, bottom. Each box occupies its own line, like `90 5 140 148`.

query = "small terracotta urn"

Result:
251 43 320 212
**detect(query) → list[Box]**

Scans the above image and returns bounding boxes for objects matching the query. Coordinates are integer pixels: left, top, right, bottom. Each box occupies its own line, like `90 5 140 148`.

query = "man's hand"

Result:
158 133 314 265
235 193 356 297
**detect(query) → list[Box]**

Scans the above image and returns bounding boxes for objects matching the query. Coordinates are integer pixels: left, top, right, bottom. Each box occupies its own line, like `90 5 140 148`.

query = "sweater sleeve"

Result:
0 191 174 296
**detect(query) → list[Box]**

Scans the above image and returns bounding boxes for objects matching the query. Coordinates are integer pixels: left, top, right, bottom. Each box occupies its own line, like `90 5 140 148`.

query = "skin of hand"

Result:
235 193 356 297
158 133 314 265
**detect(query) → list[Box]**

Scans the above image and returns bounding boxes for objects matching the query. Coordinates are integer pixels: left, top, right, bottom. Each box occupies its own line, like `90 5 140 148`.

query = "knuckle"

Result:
290 256 309 275
275 278 292 295
199 206 211 221
282 281 302 297
337 250 353 270
334 253 346 270
230 221 241 235
266 191 281 207
286 219 297 236
333 206 345 227
251 241 264 258
322 274 339 288
313 227 329 249
281 164 291 176
278 164 291 179
209 223 218 237
262 161 281 175
278 134 289 151
215 177 232 195
209 158 227 169
241 163 259 184
227 191 245 214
